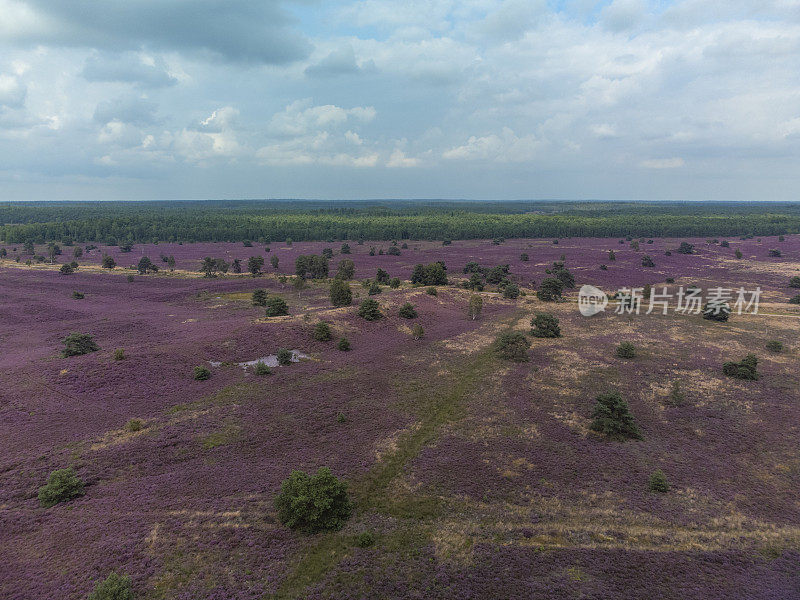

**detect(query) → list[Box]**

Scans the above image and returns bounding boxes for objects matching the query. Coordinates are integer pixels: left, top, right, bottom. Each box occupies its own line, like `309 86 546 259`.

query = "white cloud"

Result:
387 149 420 167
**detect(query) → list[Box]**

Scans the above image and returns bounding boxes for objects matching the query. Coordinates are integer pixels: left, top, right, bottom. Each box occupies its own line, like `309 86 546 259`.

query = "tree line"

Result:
2 200 799 243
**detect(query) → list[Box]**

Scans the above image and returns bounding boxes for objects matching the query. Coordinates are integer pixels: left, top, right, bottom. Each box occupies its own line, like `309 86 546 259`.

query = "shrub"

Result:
387 245 401 256
502 283 520 299
722 354 759 380
494 331 530 362
126 274 135 283
102 255 116 269
38 467 85 508
735 249 743 259
375 268 390 284
648 470 669 493
340 243 351 254
520 253 529 261
125 418 143 432
426 286 438 296
329 278 352 307
702 301 730 322
411 262 448 286
254 361 272 376
411 323 424 340
336 412 347 423
666 381 686 406
87 572 134 600
398 302 417 319
537 277 563 301
530 313 561 338
769 249 782 257
59 263 74 275
789 295 800 304
389 277 401 288
113 348 125 361
72 291 85 299
337 337 351 351
590 391 642 440
615 341 636 359
193 366 211 380
277 349 293 366
766 340 783 353
368 282 382 295
358 298 382 321
790 276 800 288
313 321 332 341
356 531 375 548
252 289 268 306
677 242 694 254
721 240 729 247
665 277 675 284
62 333 99 357
274 467 352 533
265 296 289 317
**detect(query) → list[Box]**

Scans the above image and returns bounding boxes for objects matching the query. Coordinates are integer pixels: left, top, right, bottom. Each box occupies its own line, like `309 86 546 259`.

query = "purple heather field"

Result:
1 236 800 599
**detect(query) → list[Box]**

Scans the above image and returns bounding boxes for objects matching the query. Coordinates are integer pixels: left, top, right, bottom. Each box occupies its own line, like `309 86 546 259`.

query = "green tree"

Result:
358 298 382 321
398 302 417 319
265 296 289 316
252 289 268 306
62 333 99 357
248 255 265 277
137 256 156 274
101 254 116 269
312 321 332 341
590 391 642 440
336 259 355 280
531 313 561 338
337 337 351 351
270 255 279 269
648 470 669 493
277 348 293 366
87 572 134 600
274 467 352 534
494 331 530 362
38 467 85 508
616 341 636 358
193 366 211 380
330 278 352 307
537 278 563 301
468 294 483 320
502 283 520 299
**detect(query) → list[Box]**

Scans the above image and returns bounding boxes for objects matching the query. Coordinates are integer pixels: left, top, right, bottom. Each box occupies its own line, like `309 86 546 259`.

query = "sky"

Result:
1 1 800 201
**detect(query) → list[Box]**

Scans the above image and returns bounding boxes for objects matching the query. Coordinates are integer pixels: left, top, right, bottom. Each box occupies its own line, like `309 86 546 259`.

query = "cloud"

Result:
268 100 376 137
0 73 26 109
443 128 542 162
640 157 685 169
93 97 158 126
305 45 362 77
600 0 648 32
81 52 177 88
0 0 310 64
386 149 420 167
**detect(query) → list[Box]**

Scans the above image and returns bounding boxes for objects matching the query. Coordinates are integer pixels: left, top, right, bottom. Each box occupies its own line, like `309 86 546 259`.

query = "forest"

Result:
2 200 800 243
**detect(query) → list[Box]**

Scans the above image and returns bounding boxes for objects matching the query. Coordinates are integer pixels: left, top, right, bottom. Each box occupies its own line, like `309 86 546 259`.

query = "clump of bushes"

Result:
702 302 730 322
389 277 401 288
398 302 417 319
648 469 669 493
615 341 636 359
502 283 520 299
722 354 759 380
113 348 125 361
312 321 332 341
356 531 375 547
766 340 783 353
87 572 134 600
590 391 642 441
530 313 561 338
274 467 352 533
358 298 382 321
265 296 289 317
494 331 530 362
337 337 351 351
59 263 74 275
38 467 85 508
72 291 85 299
426 286 438 296
193 366 211 380
368 282 382 295
677 242 694 254
125 418 143 432
62 333 99 357
641 255 655 267
411 323 424 340
789 295 800 304
277 349 293 366
789 276 800 288
254 361 272 376
769 249 782 257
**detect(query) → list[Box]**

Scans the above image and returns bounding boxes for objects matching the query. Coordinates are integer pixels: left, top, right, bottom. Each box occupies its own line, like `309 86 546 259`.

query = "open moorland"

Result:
2 233 800 599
